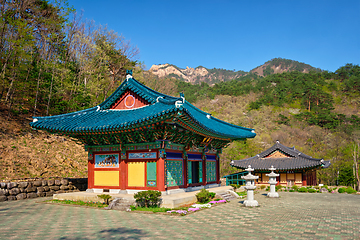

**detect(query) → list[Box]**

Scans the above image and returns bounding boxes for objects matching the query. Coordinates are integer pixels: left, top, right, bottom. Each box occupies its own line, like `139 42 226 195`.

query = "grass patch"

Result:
236 191 247 197
130 206 173 213
130 205 198 214
45 199 107 208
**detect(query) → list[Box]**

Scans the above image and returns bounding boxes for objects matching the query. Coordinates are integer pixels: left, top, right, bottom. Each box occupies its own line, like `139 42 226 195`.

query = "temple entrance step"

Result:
218 191 238 202
105 197 136 211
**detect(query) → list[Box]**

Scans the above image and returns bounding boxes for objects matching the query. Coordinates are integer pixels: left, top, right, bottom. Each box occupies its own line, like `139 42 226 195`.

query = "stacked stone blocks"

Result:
0 178 87 202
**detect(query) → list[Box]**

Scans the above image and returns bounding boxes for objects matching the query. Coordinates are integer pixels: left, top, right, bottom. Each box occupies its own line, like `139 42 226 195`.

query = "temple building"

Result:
30 71 256 194
230 141 330 186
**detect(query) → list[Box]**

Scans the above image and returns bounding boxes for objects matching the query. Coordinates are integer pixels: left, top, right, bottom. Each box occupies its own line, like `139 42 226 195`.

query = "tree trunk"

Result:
354 142 360 191
46 67 55 115
33 66 42 116
5 62 17 102
5 78 14 102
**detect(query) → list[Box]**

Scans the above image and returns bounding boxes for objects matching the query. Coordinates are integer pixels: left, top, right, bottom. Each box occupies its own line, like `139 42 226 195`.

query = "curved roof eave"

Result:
182 101 256 139
29 76 256 140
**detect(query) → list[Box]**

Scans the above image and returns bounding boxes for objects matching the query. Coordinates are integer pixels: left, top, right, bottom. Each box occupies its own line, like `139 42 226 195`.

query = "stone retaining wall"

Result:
0 178 87 202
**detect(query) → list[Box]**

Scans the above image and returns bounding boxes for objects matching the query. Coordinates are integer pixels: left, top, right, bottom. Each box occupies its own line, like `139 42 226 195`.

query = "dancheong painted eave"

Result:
29 72 256 141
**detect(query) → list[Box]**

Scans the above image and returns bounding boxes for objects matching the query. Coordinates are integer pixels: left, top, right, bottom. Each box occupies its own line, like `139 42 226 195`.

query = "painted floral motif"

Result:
95 154 119 168
128 152 157 159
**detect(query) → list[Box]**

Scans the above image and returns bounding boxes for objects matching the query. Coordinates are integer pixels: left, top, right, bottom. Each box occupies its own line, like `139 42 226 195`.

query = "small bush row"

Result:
262 185 358 194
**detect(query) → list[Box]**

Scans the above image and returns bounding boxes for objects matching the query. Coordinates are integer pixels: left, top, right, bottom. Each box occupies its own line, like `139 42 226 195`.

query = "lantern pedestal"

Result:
241 165 259 207
266 165 279 198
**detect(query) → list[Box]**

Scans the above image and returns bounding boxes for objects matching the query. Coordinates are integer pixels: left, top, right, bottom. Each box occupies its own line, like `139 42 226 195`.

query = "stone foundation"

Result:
0 178 87 202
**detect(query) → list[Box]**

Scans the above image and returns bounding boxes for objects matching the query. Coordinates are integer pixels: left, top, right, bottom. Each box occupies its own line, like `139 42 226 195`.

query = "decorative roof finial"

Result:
180 92 185 102
126 70 133 80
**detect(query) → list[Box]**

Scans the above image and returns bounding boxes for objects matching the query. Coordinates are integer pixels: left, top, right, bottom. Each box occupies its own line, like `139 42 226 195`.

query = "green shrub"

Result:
275 185 282 192
292 185 299 191
260 185 266 190
308 188 316 193
97 194 112 205
338 187 346 193
196 188 213 203
134 190 162 208
265 186 270 191
298 187 308 193
345 187 357 194
230 184 241 190
289 189 295 192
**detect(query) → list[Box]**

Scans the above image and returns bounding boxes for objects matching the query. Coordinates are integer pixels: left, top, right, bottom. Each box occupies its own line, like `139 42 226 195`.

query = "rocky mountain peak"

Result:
149 64 209 83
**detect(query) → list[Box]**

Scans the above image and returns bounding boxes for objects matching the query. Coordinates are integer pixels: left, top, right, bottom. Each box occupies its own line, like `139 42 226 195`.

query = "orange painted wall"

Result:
110 90 149 110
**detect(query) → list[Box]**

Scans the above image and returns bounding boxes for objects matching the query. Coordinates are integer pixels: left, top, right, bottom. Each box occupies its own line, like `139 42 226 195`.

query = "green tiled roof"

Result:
30 75 256 140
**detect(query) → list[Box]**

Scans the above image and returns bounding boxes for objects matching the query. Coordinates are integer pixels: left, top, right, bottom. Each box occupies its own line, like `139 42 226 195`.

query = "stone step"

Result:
105 197 135 211
218 192 237 201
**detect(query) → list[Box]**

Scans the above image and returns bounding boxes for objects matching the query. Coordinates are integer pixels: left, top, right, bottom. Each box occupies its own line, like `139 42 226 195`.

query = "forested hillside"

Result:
141 64 360 189
0 0 138 119
0 0 359 189
0 0 137 180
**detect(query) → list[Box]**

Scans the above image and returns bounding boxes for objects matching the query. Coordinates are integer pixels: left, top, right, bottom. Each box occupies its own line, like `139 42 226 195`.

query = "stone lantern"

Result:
241 165 259 207
266 165 279 198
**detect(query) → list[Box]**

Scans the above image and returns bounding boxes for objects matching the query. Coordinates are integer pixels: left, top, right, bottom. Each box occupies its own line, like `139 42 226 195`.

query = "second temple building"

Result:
231 141 331 186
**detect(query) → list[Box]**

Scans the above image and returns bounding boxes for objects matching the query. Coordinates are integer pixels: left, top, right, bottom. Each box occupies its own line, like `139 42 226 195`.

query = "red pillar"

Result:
183 153 188 188
157 157 165 191
302 172 307 186
202 159 207 186
88 157 94 189
216 158 220 184
120 159 126 190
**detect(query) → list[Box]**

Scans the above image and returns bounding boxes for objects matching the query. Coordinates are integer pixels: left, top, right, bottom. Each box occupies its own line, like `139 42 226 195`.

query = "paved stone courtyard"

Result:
0 192 359 239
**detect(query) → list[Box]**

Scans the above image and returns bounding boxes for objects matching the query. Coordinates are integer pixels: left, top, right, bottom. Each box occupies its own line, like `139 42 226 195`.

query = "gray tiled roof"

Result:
231 141 330 170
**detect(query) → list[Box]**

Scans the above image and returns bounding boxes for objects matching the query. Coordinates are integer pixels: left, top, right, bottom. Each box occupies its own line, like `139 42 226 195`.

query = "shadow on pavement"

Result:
58 227 148 240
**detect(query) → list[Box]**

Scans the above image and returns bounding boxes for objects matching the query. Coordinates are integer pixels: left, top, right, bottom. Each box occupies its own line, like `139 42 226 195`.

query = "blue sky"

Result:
68 0 360 72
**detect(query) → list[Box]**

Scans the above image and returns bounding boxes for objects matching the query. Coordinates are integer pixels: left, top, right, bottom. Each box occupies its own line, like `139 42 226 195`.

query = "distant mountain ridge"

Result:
250 58 322 77
149 58 322 84
149 64 246 85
